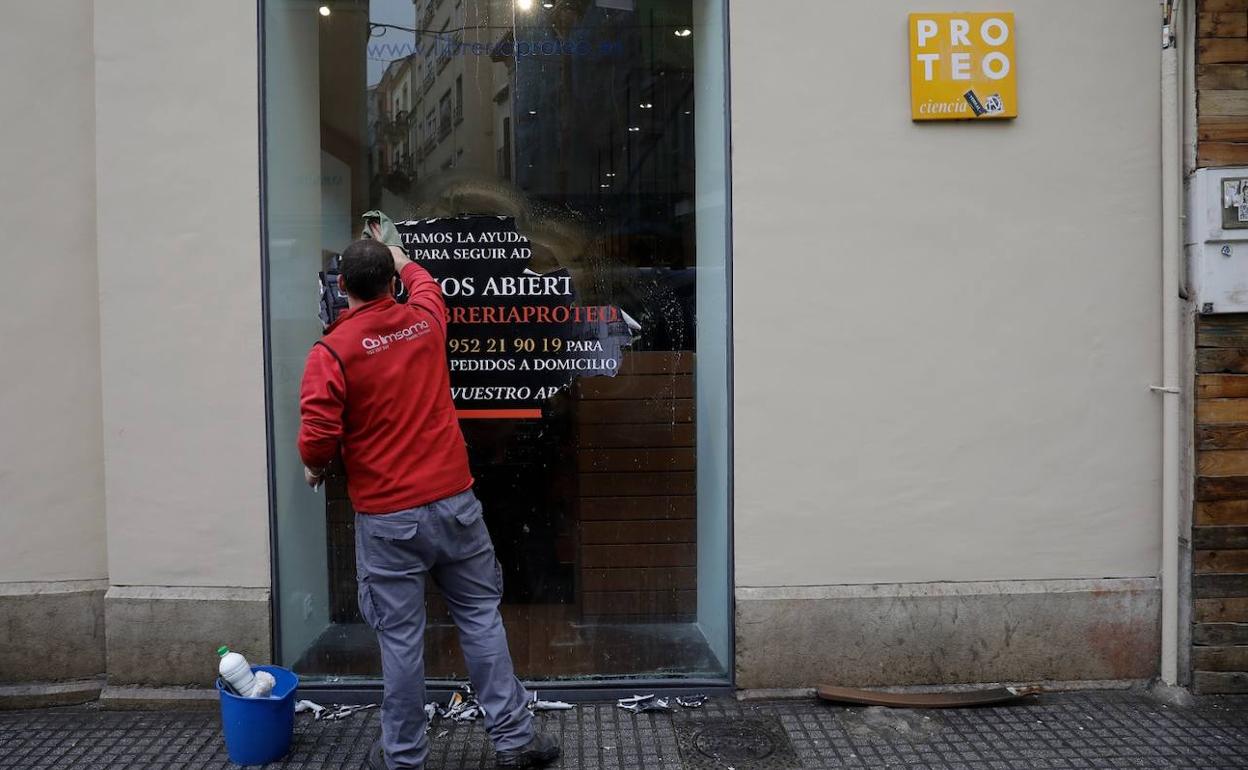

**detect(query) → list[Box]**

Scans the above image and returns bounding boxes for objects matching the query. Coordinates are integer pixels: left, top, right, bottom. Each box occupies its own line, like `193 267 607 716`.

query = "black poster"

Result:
395 216 635 419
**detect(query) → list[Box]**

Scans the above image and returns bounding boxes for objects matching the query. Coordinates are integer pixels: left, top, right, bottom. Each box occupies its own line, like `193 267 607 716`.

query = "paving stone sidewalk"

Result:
1 690 1246 769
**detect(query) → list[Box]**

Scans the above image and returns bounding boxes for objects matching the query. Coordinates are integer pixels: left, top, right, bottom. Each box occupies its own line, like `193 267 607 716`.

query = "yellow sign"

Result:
909 12 1017 121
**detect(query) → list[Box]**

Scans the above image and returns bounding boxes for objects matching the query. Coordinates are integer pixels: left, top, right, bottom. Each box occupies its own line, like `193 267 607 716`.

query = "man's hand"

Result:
387 243 411 273
368 221 412 273
304 465 326 490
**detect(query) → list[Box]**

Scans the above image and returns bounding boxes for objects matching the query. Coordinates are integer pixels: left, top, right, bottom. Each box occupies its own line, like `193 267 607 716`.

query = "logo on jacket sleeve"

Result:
362 320 432 354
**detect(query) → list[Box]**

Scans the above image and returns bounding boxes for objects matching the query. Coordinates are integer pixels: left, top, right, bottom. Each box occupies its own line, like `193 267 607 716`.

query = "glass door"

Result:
263 0 730 684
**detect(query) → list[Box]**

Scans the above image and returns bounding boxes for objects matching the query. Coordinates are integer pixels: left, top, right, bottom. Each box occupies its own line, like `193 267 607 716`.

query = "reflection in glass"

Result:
265 0 729 683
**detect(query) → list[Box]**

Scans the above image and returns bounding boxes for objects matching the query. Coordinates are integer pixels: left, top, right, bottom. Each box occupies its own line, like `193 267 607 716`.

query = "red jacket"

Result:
298 261 473 514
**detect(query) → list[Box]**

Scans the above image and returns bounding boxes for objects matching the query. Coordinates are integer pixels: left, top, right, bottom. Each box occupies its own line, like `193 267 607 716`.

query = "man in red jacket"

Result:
298 235 560 770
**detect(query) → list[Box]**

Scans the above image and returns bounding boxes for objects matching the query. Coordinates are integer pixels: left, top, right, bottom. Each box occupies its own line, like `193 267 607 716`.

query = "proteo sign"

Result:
909 12 1017 121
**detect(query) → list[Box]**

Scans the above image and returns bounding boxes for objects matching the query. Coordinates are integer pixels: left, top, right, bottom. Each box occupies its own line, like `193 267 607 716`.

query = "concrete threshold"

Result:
0 678 106 710
98 685 218 710
736 678 1152 701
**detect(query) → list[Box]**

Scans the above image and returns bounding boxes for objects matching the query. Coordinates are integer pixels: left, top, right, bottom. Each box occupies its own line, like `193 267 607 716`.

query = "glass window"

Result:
264 0 729 685
455 75 463 124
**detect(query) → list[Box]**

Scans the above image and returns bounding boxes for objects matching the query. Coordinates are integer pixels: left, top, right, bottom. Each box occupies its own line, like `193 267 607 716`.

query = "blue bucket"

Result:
216 665 299 766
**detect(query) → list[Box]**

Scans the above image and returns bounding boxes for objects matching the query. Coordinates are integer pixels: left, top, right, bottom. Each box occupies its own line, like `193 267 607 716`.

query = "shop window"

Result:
438 89 452 140
263 0 729 685
455 75 463 124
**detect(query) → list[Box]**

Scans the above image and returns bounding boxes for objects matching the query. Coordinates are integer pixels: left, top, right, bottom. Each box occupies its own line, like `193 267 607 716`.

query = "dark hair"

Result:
339 239 395 301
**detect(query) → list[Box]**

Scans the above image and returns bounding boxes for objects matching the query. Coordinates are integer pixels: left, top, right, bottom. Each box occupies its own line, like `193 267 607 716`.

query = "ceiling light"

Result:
319 4 331 16
674 28 692 38
639 102 652 109
600 183 610 188
517 0 535 10
543 1 555 6
605 172 616 177
627 126 640 132
528 109 538 115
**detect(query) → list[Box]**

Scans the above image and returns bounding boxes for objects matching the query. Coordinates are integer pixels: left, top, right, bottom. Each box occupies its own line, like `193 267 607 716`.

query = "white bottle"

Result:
217 646 257 697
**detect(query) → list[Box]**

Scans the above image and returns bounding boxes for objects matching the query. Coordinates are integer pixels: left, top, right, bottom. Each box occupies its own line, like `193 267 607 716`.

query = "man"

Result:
298 232 560 770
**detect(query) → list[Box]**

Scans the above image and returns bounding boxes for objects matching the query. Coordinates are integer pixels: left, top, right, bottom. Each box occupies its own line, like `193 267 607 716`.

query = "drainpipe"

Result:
1157 0 1183 686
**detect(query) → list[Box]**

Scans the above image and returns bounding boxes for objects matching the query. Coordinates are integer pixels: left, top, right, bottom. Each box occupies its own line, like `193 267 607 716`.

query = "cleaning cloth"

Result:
361 210 403 247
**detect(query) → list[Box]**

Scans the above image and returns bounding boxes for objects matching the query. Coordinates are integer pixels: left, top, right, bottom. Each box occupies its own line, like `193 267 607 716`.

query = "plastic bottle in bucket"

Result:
216 661 299 766
217 646 257 697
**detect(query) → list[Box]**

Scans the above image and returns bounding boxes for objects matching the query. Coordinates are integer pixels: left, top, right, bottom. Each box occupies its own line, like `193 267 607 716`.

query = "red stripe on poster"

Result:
456 409 543 420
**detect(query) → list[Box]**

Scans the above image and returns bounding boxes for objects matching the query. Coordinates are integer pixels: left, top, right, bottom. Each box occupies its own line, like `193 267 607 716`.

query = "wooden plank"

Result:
1200 89 1248 116
1195 549 1248 572
1192 645 1248 671
1197 475 1248 501
577 448 696 473
1195 573 1248 597
1199 316 1248 349
1199 449 1248 476
1194 525 1248 550
581 520 696 545
1197 374 1248 399
581 567 696 592
581 543 696 568
1199 11 1248 37
579 471 695 497
1196 399 1248 424
1199 115 1248 142
1197 500 1248 526
1196 596 1248 622
1202 0 1248 13
1198 142 1248 166
576 399 694 424
617 352 695 376
1197 424 1248 450
576 374 693 400
1199 38 1248 65
576 422 695 448
1193 623 1248 645
581 589 696 616
1197 349 1248 374
1194 670 1248 694
579 496 695 520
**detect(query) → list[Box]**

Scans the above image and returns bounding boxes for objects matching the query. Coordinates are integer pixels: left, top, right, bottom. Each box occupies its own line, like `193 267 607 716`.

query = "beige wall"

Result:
0 1 106 583
731 0 1163 587
94 0 269 588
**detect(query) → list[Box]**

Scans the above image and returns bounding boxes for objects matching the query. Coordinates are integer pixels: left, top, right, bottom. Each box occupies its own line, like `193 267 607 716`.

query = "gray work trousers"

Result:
355 489 533 769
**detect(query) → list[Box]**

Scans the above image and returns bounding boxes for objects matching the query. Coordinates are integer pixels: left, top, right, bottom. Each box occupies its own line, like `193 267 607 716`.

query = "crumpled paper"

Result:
617 693 709 713
294 700 377 721
295 683 579 732
617 694 671 713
